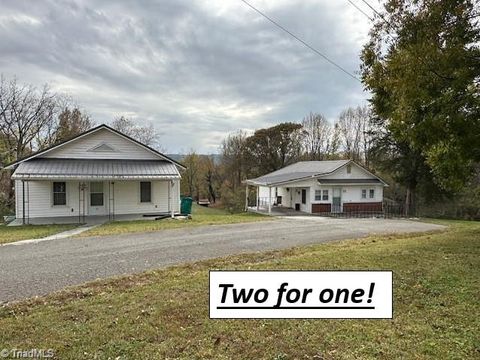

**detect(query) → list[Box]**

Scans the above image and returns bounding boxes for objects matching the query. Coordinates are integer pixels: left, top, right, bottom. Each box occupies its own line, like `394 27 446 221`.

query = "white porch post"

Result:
170 180 174 218
268 186 272 214
256 186 259 211
245 184 248 212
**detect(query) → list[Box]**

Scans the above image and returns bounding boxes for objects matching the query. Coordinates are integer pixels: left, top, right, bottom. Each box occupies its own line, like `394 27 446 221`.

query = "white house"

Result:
245 160 388 214
4 124 185 224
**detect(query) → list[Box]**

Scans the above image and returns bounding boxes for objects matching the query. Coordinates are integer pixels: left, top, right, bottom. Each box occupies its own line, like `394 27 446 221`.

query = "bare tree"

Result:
301 112 333 160
0 76 57 161
111 116 159 147
337 107 362 162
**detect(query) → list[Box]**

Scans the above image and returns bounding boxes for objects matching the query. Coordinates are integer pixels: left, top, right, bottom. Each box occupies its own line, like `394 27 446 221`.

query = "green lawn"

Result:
80 204 270 237
0 220 478 359
0 224 78 245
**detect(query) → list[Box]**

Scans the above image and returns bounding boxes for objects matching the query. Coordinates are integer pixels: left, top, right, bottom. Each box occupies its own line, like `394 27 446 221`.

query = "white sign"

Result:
210 271 392 319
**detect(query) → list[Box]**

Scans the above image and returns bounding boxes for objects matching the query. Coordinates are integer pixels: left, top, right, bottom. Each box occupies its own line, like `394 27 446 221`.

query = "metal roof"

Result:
245 160 350 186
318 178 382 184
12 159 181 180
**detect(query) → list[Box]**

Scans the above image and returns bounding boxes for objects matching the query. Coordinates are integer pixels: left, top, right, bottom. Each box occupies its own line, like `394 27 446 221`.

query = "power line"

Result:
238 0 361 82
347 0 374 22
360 0 393 27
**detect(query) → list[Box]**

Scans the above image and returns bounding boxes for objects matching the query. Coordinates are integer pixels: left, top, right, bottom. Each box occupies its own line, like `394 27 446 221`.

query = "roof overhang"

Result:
244 160 389 187
11 159 181 181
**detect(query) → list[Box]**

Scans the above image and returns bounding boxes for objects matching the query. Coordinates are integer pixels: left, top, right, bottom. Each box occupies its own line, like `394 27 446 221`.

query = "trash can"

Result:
180 197 193 215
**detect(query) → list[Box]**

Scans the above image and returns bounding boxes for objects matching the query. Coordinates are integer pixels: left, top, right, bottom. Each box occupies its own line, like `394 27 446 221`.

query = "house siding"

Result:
15 179 180 219
41 128 160 160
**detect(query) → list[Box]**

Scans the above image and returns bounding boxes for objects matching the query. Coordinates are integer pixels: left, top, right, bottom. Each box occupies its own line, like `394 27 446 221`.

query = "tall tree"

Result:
301 112 333 160
361 0 480 191
111 116 159 147
0 76 57 161
245 122 303 175
181 151 200 199
53 107 94 144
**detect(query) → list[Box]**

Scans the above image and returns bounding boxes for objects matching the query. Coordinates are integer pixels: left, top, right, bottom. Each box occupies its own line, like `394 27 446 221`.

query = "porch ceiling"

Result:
11 158 181 180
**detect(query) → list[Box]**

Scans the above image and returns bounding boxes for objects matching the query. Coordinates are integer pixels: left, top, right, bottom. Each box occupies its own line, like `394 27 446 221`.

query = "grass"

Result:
0 224 78 245
0 220 478 359
80 204 270 237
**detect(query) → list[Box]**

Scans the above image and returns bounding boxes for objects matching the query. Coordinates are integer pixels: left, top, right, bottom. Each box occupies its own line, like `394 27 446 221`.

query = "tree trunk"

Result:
405 186 416 217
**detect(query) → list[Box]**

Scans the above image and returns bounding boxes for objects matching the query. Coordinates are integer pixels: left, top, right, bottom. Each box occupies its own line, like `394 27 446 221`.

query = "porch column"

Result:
256 186 259 211
244 184 249 212
22 180 25 225
170 180 174 218
268 186 272 214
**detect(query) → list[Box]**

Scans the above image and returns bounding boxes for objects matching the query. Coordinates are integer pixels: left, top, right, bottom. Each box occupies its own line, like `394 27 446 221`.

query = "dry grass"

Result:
80 204 271 237
0 224 78 245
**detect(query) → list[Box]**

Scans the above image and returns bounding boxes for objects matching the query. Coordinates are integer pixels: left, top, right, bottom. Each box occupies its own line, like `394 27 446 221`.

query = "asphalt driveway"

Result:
0 217 444 303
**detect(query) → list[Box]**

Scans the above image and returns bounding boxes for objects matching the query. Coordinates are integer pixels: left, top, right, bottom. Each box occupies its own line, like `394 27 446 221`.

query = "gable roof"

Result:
3 124 185 170
245 160 387 186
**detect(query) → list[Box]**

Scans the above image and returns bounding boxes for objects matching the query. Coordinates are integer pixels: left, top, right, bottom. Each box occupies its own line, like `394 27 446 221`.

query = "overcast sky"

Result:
0 0 373 153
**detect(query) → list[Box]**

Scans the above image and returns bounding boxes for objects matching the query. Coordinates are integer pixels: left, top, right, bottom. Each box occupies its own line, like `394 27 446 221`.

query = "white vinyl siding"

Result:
41 128 160 160
15 179 180 219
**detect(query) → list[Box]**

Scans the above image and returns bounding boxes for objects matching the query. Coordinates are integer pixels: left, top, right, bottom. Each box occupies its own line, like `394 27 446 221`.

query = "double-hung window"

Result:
140 182 152 203
315 190 322 201
369 189 375 199
53 182 66 206
322 190 329 201
361 189 367 199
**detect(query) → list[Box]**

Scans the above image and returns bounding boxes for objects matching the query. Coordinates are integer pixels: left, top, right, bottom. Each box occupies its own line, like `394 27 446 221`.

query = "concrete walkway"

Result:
0 217 445 303
2 224 101 246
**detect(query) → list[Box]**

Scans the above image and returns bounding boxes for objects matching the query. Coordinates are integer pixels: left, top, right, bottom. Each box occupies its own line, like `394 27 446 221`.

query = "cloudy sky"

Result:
0 0 373 153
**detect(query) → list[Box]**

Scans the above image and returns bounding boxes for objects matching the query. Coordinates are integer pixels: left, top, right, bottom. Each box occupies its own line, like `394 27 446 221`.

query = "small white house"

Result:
245 160 388 214
4 124 185 224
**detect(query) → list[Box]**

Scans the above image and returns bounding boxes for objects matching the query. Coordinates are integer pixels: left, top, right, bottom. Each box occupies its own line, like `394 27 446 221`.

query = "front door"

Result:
332 187 342 213
89 181 105 215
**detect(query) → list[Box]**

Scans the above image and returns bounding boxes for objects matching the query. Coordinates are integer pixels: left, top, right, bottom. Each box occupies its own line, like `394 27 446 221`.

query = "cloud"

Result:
0 0 372 152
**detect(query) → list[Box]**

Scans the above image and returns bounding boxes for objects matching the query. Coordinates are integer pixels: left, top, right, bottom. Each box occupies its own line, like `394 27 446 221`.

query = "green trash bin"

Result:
180 197 193 215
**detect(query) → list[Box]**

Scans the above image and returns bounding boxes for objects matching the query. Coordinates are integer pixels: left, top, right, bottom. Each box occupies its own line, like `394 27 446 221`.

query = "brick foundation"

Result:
311 203 331 213
343 202 383 213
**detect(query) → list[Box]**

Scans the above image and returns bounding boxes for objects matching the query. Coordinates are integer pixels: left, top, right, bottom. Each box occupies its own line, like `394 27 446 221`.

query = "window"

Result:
322 190 329 201
346 164 352 174
361 189 367 199
369 189 375 199
140 182 152 203
53 182 66 206
301 189 306 204
315 190 322 201
90 182 104 206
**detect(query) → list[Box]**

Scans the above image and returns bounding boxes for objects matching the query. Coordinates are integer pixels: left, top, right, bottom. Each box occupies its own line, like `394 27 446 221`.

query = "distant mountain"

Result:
166 154 222 164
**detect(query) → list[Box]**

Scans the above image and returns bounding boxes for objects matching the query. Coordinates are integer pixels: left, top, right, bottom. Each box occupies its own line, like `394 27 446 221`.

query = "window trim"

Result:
322 189 329 201
89 181 104 207
314 190 322 201
52 181 67 206
140 181 152 203
361 189 367 199
369 188 375 199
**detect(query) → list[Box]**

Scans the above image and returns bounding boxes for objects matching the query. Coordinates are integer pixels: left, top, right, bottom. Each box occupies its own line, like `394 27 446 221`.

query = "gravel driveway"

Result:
0 217 444 303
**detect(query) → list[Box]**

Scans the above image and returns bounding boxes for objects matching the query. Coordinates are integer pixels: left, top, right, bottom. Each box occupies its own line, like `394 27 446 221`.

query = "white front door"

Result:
89 181 106 215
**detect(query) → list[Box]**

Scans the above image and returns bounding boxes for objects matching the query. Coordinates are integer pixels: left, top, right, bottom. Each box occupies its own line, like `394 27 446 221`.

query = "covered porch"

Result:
244 181 311 215
12 159 181 225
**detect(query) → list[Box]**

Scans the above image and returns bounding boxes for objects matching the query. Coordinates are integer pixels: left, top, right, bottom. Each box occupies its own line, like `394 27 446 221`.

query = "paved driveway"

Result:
0 217 444 303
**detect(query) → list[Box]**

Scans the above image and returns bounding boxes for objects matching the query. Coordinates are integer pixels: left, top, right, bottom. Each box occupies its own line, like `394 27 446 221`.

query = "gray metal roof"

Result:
318 178 382 184
12 159 181 180
246 160 350 186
